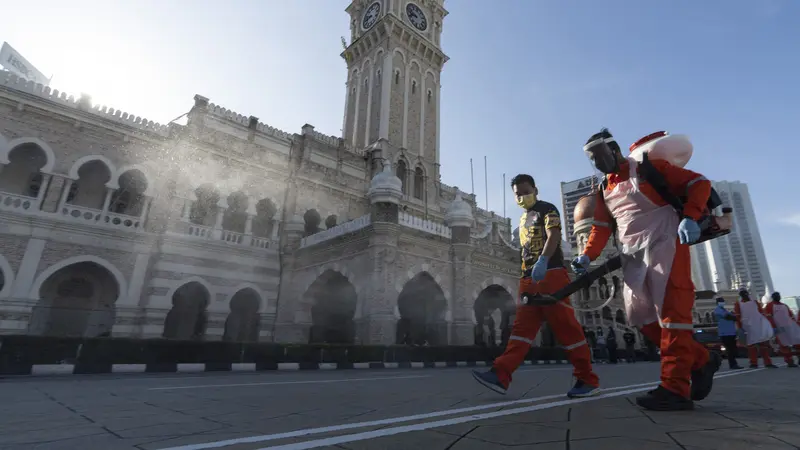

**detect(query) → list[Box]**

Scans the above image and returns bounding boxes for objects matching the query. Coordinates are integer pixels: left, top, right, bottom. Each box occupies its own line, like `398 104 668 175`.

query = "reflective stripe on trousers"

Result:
511 335 587 351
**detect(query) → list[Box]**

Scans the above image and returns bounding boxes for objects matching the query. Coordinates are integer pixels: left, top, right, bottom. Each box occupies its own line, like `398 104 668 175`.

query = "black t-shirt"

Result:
518 200 564 276
623 332 635 345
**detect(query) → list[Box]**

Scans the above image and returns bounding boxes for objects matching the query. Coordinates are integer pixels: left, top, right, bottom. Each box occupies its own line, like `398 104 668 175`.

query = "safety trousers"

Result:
493 268 599 388
774 338 796 364
747 343 773 366
637 241 709 399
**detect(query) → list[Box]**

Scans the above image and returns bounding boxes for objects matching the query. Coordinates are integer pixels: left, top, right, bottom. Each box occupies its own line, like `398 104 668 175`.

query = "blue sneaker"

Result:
567 380 600 398
471 369 509 395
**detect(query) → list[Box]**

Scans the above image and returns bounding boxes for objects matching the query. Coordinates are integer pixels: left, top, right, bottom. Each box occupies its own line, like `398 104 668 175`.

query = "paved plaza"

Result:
0 360 797 450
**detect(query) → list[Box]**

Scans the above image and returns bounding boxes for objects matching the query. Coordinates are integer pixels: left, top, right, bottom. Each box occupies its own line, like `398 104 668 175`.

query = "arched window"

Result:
0 142 48 198
396 160 407 194
190 184 220 226
109 169 148 216
413 166 424 200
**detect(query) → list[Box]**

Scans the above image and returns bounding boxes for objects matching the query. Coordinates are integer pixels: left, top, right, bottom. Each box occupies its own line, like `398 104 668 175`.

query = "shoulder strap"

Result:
597 178 618 234
638 153 684 215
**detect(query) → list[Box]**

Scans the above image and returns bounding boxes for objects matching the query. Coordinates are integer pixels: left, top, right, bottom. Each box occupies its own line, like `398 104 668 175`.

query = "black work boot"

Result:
636 386 694 411
691 351 721 401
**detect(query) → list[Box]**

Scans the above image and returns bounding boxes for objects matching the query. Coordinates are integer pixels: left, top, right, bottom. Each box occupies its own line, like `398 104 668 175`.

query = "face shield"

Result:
583 135 621 174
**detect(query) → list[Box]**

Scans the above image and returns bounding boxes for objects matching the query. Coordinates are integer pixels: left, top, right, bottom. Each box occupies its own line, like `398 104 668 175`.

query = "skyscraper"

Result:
560 175 600 257
692 181 773 298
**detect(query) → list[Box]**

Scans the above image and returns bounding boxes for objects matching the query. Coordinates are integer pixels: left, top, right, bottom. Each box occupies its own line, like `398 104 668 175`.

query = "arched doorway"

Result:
306 270 357 344
223 288 261 342
163 281 210 340
473 285 515 347
540 323 557 347
396 272 447 346
29 261 120 337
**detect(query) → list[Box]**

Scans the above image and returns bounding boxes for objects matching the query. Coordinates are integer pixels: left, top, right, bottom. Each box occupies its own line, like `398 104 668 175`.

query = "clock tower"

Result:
342 0 448 199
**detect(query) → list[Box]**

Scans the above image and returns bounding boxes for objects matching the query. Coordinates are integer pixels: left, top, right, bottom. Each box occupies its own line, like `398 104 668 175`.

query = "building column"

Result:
101 187 113 213
379 52 392 140
57 179 73 211
243 213 254 246
39 174 65 212
402 63 410 148
419 76 426 158
11 238 47 300
138 196 153 226
34 174 52 210
212 200 226 239
363 69 373 147
350 72 362 148
181 198 192 220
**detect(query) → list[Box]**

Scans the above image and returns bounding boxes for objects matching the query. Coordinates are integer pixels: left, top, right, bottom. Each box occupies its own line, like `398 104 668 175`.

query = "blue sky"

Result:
3 0 798 294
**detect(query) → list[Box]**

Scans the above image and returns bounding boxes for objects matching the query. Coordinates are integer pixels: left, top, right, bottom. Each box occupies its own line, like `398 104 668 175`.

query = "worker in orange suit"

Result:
734 287 777 368
571 129 721 411
763 292 799 367
472 174 600 398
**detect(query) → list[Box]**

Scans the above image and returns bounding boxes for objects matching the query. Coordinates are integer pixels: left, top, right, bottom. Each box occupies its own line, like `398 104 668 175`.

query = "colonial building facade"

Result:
0 0 648 348
0 0 526 346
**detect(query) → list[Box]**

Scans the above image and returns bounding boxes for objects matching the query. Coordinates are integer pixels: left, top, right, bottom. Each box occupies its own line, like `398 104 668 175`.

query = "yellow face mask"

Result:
516 193 537 210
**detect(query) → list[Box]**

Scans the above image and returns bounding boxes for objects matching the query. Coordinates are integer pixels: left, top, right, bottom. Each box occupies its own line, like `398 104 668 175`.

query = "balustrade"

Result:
398 211 451 238
300 214 371 248
0 192 38 213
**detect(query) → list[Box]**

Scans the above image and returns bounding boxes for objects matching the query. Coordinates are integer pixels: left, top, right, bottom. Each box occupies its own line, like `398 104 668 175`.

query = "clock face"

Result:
405 3 428 31
362 2 381 30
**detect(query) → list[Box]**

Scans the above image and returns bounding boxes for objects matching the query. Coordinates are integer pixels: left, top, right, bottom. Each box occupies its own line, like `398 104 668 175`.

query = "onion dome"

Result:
368 161 403 204
445 189 474 228
572 194 596 235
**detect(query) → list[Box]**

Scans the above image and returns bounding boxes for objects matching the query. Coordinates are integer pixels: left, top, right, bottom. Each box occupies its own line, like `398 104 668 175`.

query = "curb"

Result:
7 358 644 376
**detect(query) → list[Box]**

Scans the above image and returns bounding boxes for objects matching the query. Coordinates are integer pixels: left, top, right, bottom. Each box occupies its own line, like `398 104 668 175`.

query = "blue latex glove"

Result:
678 217 701 244
531 255 549 281
571 254 590 275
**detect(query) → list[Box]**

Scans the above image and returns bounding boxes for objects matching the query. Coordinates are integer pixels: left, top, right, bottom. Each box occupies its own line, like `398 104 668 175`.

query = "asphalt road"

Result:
0 360 797 450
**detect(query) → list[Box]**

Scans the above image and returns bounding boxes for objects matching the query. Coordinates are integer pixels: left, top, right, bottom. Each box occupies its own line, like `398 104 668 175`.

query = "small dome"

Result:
368 161 403 204
574 194 596 223
573 193 597 235
445 189 474 228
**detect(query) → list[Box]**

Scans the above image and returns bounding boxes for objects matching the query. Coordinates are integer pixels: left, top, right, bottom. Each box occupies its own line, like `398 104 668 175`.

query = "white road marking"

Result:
143 365 564 388
155 368 762 450
255 368 765 450
148 375 432 391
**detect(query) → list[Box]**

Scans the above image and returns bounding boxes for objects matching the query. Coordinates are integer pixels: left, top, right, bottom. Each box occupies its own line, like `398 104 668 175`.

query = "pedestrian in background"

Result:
595 328 607 362
734 287 777 369
714 297 742 369
763 292 799 367
606 326 619 364
623 329 637 363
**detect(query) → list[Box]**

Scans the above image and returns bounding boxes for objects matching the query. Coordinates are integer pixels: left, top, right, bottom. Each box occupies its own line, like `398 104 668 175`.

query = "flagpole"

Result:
502 173 506 218
484 155 488 211
470 158 475 195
